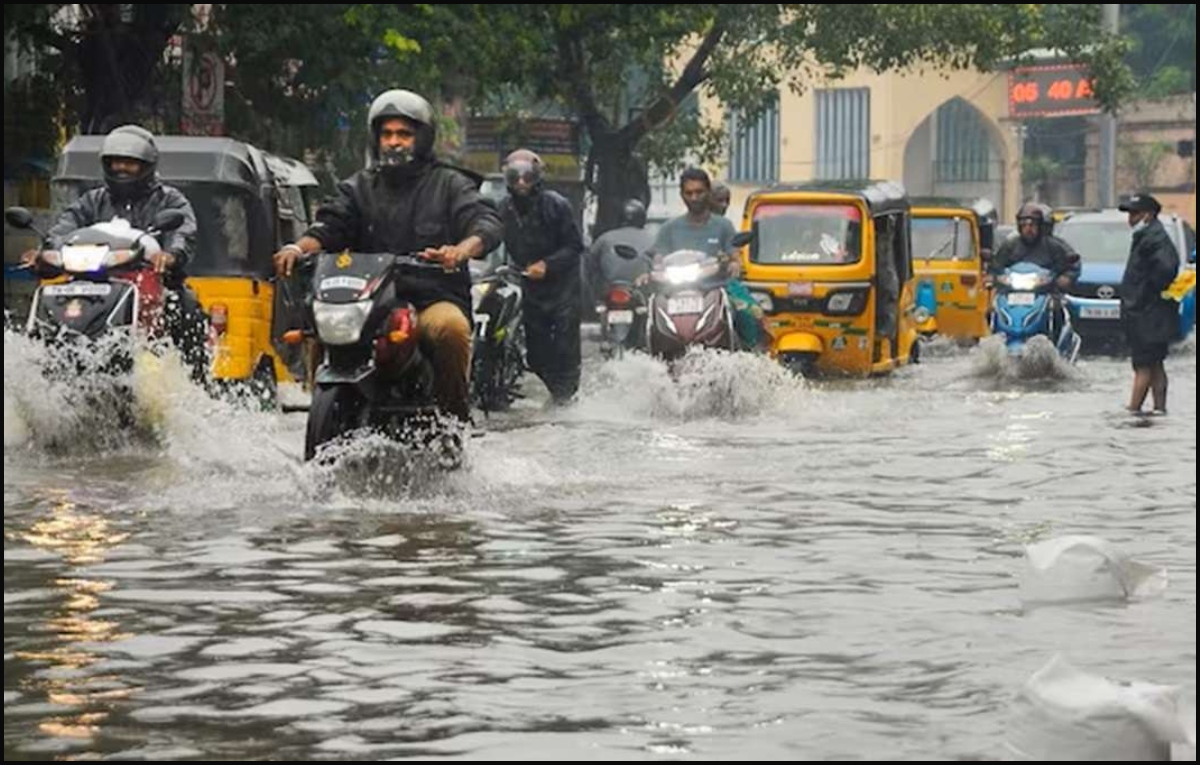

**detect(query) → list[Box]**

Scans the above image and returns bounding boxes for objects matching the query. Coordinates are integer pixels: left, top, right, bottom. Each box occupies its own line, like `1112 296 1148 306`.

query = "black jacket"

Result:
49 181 197 285
305 160 503 316
1120 218 1180 346
500 190 584 308
989 233 1081 283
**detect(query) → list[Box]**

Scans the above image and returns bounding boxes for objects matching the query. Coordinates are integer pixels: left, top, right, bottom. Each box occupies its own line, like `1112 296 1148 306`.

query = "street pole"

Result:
1097 3 1120 208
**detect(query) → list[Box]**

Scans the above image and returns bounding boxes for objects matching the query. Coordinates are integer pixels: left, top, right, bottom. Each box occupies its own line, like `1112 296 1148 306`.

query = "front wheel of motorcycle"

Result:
305 385 363 462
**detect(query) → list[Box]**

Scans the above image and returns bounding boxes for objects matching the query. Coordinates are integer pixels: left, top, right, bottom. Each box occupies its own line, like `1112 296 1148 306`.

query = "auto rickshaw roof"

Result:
55 136 272 191
910 196 998 221
263 152 319 189
749 180 910 215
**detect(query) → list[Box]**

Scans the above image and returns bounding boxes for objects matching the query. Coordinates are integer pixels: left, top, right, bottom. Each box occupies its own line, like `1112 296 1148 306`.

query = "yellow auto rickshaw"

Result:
910 197 996 342
53 136 319 402
739 181 920 377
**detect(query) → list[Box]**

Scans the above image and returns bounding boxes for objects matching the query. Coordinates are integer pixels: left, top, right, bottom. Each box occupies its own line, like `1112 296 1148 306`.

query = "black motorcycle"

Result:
303 250 461 464
469 262 526 413
596 244 649 359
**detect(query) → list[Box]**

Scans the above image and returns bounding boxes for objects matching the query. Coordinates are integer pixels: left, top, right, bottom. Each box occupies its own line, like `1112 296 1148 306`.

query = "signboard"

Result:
1008 64 1100 119
182 45 225 136
464 117 581 180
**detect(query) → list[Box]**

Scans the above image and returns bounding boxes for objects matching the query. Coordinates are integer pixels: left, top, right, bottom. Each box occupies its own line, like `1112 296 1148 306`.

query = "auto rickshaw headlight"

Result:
750 291 774 313
824 290 867 316
913 305 932 324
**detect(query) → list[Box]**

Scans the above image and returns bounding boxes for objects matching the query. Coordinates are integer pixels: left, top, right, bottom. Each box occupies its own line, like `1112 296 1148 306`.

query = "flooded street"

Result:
5 333 1196 760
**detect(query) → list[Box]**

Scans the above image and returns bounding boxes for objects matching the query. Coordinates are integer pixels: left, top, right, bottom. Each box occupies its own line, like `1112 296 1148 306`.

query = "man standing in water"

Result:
1117 193 1180 416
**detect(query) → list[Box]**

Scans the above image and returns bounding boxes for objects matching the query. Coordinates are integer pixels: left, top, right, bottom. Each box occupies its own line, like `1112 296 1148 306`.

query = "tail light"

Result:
386 307 415 344
375 307 418 368
607 286 633 307
281 329 305 345
960 274 979 287
210 303 228 335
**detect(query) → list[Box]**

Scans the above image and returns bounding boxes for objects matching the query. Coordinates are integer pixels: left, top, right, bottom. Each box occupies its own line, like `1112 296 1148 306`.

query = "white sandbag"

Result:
1020 535 1167 606
1005 655 1192 761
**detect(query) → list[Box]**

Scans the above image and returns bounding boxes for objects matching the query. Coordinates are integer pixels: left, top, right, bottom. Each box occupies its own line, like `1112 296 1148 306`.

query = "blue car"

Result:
1055 209 1197 350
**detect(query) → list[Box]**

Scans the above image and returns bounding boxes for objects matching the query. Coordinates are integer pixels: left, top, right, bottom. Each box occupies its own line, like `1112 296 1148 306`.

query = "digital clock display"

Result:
1008 65 1100 118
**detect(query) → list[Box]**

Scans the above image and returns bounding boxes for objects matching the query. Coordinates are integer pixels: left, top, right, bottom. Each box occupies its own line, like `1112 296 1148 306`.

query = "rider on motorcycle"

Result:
24 124 207 381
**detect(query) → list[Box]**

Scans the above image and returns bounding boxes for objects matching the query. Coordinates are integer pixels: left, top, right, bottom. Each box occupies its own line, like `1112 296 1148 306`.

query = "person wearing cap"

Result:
25 124 207 382
498 148 585 406
1117 193 1179 415
272 89 503 422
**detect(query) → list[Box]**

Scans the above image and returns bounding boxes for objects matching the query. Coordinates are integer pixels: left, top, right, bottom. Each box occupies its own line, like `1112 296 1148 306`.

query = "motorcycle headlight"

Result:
471 281 493 306
1008 273 1042 291
313 299 373 345
665 263 702 285
61 245 109 273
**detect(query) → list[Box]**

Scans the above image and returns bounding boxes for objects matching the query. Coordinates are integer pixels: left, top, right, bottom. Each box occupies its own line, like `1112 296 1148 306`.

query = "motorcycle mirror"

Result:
730 230 755 249
151 209 187 233
5 207 35 229
613 244 640 261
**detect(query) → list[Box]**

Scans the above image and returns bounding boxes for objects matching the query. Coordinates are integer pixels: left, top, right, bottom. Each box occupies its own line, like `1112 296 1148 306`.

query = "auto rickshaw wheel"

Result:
248 358 278 410
780 351 819 378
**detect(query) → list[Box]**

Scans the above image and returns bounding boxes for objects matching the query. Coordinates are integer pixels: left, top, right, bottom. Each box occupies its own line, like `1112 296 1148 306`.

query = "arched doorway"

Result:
904 97 1008 214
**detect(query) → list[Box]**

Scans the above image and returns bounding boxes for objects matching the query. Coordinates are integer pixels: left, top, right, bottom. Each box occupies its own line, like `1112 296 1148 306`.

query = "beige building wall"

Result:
705 69 1022 224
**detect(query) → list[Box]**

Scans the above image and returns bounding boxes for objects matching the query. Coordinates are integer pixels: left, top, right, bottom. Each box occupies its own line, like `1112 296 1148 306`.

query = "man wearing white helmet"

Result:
273 89 503 422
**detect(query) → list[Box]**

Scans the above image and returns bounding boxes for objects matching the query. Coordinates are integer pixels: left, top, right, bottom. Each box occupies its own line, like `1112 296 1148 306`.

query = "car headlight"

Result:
313 299 373 345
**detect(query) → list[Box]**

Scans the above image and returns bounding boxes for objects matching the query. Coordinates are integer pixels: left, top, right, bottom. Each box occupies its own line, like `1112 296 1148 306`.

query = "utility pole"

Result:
1097 3 1120 207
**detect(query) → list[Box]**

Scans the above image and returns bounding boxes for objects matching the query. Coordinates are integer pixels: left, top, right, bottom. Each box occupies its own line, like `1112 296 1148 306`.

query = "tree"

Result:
207 5 463 185
399 4 1134 233
1022 155 1065 202
5 4 190 133
1121 4 1195 98
1119 140 1173 190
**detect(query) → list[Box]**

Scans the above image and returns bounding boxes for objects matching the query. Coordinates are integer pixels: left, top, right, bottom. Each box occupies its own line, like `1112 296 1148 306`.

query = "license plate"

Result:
607 309 633 324
320 276 368 292
1079 305 1121 320
43 282 112 297
667 295 705 315
1006 292 1035 306
788 281 814 297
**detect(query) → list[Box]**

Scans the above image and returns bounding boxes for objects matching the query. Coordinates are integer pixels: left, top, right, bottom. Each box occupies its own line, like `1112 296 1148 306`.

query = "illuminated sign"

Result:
1008 64 1100 118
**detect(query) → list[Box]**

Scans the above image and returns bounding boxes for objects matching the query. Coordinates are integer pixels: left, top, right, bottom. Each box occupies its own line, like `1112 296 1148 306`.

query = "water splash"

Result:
574 348 807 422
970 335 1078 386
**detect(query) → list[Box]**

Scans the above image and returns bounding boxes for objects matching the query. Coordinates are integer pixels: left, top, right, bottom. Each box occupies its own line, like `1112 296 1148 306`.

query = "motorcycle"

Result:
596 244 649 359
469 261 526 413
4 206 188 377
302 250 462 464
645 232 753 361
990 262 1081 362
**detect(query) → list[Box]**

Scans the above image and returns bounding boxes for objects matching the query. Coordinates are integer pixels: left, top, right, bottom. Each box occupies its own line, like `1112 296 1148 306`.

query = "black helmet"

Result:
1016 201 1052 242
503 148 544 197
619 198 647 228
367 89 436 168
101 125 159 200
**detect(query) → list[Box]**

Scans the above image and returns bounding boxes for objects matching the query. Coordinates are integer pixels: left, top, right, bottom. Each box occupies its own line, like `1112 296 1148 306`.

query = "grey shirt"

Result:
651 213 737 258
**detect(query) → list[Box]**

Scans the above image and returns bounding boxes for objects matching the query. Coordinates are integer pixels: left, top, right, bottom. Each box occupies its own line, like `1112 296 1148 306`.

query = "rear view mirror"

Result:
730 230 755 249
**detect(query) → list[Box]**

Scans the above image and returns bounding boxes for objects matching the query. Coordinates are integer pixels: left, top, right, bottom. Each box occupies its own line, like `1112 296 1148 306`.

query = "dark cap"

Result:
1118 193 1162 214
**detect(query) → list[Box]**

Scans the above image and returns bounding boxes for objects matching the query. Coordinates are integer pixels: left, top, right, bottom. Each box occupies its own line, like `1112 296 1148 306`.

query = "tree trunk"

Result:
588 131 651 238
